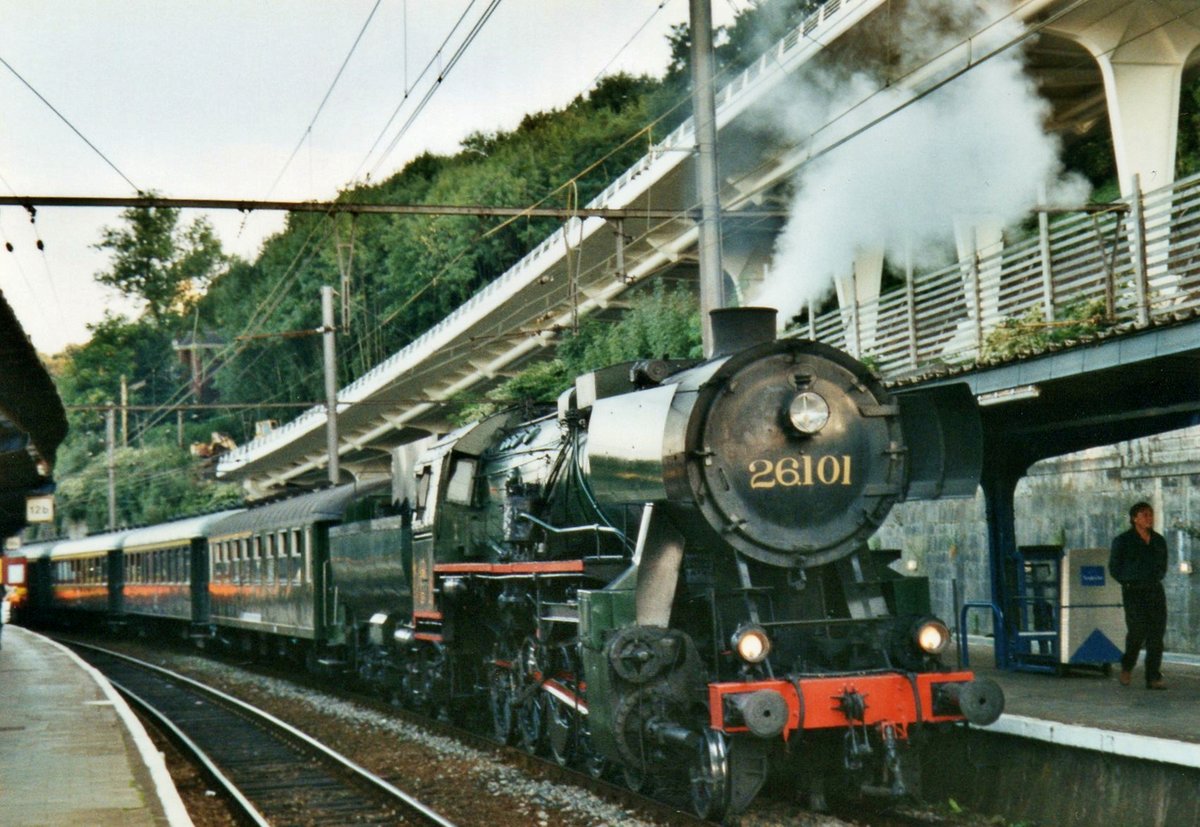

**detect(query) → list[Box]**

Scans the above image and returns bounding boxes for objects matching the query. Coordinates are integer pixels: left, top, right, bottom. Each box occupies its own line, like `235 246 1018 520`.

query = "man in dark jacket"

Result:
1109 501 1169 689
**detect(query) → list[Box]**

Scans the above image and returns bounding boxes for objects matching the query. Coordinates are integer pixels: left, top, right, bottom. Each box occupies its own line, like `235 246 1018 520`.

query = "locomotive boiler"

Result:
343 307 1004 818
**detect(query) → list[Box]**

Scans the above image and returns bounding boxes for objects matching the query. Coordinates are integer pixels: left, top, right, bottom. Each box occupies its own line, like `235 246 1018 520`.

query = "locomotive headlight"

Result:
914 619 950 655
732 625 771 663
787 391 831 435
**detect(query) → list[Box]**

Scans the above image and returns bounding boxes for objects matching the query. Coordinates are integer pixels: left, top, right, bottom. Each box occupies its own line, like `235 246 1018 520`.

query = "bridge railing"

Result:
814 171 1200 376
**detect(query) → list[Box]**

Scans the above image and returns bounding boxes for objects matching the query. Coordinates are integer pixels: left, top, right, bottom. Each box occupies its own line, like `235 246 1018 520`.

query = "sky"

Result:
0 0 741 354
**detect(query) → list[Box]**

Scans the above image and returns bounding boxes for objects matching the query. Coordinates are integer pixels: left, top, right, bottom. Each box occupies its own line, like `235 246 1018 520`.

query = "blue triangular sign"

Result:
1069 628 1123 664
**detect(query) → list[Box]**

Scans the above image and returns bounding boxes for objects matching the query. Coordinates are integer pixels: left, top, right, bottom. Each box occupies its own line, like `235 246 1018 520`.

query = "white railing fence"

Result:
810 171 1200 376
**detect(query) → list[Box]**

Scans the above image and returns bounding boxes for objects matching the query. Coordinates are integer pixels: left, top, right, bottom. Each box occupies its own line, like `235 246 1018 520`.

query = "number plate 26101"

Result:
747 456 852 488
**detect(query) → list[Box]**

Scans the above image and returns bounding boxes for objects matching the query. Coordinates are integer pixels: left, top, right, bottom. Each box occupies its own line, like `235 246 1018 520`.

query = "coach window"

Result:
293 529 305 586
264 534 276 586
304 528 314 586
251 536 262 585
275 532 288 586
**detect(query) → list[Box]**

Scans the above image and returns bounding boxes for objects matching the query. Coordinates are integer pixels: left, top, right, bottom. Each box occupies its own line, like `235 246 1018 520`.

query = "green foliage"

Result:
450 358 572 425
50 310 245 533
54 443 241 531
448 284 701 425
1178 69 1200 178
557 282 703 372
195 70 670 420
979 299 1112 363
94 200 229 323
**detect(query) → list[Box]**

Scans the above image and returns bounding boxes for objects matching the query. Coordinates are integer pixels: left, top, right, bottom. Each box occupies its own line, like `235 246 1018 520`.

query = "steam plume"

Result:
751 0 1090 324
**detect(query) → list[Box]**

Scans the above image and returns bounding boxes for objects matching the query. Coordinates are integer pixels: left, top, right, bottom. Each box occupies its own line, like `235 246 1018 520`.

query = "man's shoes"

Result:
1147 679 1167 690
1118 670 1132 686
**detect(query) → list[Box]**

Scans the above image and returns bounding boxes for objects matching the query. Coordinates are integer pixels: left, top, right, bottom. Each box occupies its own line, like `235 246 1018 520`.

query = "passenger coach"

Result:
121 511 242 636
205 482 391 657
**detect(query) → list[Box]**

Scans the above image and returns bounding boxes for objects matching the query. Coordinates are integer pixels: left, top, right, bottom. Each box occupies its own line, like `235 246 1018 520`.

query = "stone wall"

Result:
876 425 1200 653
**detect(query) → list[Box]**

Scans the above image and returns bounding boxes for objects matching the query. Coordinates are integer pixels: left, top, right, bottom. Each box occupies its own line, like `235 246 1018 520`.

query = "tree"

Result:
449 284 701 424
94 200 228 323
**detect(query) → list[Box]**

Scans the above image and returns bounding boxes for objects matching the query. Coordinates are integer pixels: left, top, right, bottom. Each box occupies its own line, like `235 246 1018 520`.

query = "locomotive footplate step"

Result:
0 626 191 826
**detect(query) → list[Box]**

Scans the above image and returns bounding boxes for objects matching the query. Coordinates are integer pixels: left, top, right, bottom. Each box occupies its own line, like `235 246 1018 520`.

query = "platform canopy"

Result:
0 290 66 538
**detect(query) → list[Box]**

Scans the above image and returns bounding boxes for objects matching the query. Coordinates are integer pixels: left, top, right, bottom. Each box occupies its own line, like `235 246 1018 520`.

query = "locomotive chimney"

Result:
709 307 777 358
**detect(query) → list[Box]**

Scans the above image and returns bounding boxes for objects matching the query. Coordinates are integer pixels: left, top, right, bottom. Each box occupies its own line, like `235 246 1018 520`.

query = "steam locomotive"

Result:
13 308 1002 819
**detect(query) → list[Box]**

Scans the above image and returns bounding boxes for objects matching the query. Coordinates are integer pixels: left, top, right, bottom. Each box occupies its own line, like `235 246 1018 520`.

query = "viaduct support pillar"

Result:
1063 4 1200 195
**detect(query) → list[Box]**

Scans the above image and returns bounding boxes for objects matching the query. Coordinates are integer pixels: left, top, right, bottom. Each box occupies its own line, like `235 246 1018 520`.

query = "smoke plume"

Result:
750 0 1090 324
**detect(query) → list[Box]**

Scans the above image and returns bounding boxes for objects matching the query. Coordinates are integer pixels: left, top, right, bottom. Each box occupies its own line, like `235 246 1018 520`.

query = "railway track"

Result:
63 633 983 826
68 642 456 827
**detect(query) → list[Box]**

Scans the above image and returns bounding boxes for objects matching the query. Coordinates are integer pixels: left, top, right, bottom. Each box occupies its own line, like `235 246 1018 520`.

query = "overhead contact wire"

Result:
0 53 140 192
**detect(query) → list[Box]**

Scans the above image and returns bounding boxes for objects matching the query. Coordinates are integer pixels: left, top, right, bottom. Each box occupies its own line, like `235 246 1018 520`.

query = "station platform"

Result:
965 638 1200 766
0 625 192 827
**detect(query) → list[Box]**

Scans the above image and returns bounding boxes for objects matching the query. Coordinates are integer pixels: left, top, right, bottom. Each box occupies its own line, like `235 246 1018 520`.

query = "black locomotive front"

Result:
342 307 1002 819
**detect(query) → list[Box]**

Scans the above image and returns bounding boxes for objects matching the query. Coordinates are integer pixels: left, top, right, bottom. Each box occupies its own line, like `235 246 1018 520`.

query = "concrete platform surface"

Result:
0 625 192 827
965 639 1200 767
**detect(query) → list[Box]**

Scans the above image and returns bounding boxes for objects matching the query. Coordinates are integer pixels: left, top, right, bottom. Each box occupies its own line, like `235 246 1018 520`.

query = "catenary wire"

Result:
350 0 490 183
263 0 385 201
128 0 1166 468
0 53 140 192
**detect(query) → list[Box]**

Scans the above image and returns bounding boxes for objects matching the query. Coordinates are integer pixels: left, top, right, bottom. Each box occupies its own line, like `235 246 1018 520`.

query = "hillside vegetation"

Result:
40 2 1200 535
42 2 819 534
